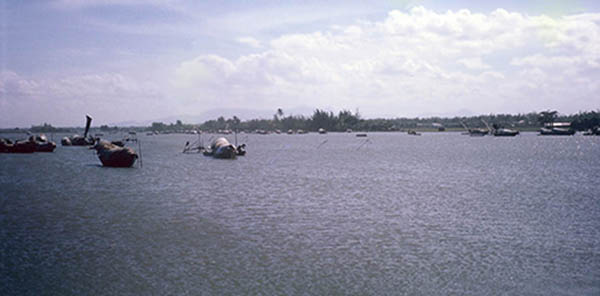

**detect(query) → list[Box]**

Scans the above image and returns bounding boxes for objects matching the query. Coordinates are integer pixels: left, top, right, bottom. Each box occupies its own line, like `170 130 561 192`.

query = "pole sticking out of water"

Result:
317 139 328 149
138 141 143 168
356 139 371 150
199 132 203 149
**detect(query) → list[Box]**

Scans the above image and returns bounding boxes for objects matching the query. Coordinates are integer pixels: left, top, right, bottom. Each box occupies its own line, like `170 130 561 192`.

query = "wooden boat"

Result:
468 128 488 136
0 134 56 153
91 140 138 167
62 115 94 146
493 128 520 137
0 138 35 153
539 127 575 136
483 121 519 137
31 134 57 152
407 130 421 136
202 137 244 159
460 121 488 136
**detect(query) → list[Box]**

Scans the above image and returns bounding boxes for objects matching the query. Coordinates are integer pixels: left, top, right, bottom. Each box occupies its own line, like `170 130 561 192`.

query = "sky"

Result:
1 0 600 127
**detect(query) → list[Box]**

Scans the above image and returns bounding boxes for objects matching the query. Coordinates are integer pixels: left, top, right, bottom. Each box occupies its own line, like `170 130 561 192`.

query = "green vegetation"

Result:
149 120 197 133
3 109 599 134
188 109 600 133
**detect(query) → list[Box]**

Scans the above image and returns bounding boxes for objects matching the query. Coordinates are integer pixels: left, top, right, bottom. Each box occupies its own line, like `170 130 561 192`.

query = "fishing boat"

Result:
483 122 519 137
31 134 57 152
0 138 35 153
91 140 138 167
460 121 488 136
62 115 95 146
539 122 575 136
0 134 56 153
539 127 575 135
407 130 421 136
492 128 520 137
202 137 240 159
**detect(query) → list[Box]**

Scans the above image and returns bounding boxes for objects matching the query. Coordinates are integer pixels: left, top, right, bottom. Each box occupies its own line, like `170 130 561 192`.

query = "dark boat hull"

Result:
205 137 238 159
93 141 138 167
98 149 138 167
493 129 519 137
1 139 35 153
469 130 488 136
540 128 575 136
62 136 94 146
35 142 57 152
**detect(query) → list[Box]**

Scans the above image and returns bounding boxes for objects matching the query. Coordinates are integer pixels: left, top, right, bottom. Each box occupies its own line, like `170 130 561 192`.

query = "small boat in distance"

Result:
318 128 327 134
62 115 94 146
493 128 520 137
540 122 575 135
407 130 421 136
202 137 245 159
483 121 519 137
539 127 576 135
460 121 488 136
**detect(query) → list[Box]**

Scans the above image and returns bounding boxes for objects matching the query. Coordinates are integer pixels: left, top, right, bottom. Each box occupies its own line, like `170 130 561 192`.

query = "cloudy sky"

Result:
1 0 599 127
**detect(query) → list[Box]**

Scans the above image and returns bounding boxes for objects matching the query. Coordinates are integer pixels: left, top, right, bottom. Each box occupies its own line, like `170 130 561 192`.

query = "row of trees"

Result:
137 109 600 133
189 109 600 133
12 109 598 134
149 120 196 132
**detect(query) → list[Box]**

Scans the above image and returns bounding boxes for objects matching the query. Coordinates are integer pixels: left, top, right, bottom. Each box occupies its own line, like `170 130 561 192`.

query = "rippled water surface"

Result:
2 132 599 295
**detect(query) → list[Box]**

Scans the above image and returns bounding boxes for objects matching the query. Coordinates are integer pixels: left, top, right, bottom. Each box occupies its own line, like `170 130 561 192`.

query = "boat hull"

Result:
93 141 138 167
540 128 575 136
493 129 519 137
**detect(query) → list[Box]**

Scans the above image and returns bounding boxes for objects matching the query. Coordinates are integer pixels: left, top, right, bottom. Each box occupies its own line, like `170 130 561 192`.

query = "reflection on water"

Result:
1 132 599 295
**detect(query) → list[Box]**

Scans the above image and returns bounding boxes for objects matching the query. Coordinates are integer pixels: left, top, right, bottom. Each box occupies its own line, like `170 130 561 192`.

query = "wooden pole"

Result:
138 141 143 168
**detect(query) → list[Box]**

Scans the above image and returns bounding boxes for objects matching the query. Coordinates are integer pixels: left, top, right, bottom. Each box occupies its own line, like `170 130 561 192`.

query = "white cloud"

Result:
4 6 600 126
171 7 600 117
458 57 491 70
237 37 262 48
0 71 165 126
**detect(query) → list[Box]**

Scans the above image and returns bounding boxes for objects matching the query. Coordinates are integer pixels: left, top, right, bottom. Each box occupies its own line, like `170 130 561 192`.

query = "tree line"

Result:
8 109 597 134
171 109 600 133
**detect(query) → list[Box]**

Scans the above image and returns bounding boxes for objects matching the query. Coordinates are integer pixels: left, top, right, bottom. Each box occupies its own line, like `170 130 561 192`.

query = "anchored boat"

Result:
91 140 138 167
62 115 95 146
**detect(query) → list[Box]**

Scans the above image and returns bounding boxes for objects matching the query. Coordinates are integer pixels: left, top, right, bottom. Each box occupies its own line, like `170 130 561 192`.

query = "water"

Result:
1 132 599 295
